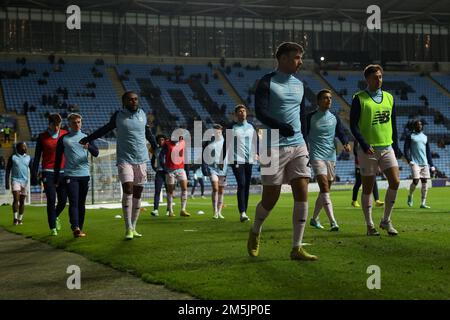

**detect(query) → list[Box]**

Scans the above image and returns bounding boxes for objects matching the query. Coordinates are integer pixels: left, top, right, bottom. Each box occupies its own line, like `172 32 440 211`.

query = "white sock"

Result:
312 194 322 220
409 183 417 196
212 190 218 214
252 202 270 234
122 193 133 230
181 190 188 211
14 212 18 219
362 193 374 228
421 183 428 205
217 193 224 214
383 188 398 223
18 214 23 221
131 198 141 230
167 193 173 213
321 193 336 224
292 202 308 248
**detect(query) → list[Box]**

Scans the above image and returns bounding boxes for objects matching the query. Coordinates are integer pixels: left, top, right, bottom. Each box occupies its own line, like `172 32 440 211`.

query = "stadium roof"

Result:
3 0 450 24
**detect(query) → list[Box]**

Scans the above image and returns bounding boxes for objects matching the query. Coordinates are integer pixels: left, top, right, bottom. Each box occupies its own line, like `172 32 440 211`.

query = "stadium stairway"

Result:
0 85 31 157
214 68 246 106
426 74 450 99
107 67 126 99
314 71 351 126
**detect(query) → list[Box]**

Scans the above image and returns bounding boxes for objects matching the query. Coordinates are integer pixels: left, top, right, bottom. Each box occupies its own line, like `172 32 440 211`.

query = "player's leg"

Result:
118 163 135 239
232 164 246 218
247 184 281 257
420 165 431 208
55 174 68 220
152 171 164 215
210 176 219 218
380 165 400 235
243 163 253 220
78 177 90 235
66 177 82 237
358 149 379 235
290 177 317 261
352 167 361 207
408 163 420 207
42 172 58 230
311 174 326 229
217 183 225 219
191 178 197 198
12 189 20 225
130 163 147 235
18 185 26 224
199 177 205 198
179 171 190 216
420 178 429 208
373 180 384 206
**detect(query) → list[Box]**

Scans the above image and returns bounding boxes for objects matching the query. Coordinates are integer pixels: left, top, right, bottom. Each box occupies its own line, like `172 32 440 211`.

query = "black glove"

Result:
79 137 89 145
394 147 403 159
279 123 295 137
31 175 38 186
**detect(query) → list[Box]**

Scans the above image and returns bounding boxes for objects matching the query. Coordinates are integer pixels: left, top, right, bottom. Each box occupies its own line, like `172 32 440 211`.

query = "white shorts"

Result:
260 144 311 185
410 163 430 179
117 162 147 186
210 174 227 187
12 181 27 195
311 160 336 181
166 169 187 185
357 147 398 176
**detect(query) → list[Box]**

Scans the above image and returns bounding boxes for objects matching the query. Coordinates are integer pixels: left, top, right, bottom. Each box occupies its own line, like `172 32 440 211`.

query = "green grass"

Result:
1 187 450 299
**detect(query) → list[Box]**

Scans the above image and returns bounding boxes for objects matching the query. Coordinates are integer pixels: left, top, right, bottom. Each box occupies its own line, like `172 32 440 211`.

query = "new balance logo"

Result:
372 111 390 125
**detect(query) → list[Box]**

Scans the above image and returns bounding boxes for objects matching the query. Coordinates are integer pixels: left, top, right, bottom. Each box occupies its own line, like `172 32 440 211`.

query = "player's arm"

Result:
87 140 99 157
221 123 234 166
300 95 307 139
159 143 168 171
31 135 42 185
425 141 434 169
390 103 402 158
5 155 12 190
350 96 371 153
335 115 351 151
250 122 260 157
54 135 66 183
255 74 294 137
403 134 412 163
79 111 118 144
145 125 157 150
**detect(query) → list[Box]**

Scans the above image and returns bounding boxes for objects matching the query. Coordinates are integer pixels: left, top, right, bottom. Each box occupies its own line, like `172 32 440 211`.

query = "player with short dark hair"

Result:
306 90 350 231
79 91 156 240
6 142 32 225
404 120 435 209
31 113 68 235
247 41 317 261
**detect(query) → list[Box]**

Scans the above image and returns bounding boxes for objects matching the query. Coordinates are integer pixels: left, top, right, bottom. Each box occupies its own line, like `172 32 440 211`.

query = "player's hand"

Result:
79 137 88 145
394 147 403 158
218 164 224 170
83 142 89 150
366 146 375 155
279 123 295 137
254 154 260 161
409 161 415 166
431 166 436 172
343 144 351 152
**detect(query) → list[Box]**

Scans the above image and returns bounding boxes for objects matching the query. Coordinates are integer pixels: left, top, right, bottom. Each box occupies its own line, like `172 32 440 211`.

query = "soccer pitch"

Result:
1 187 449 300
